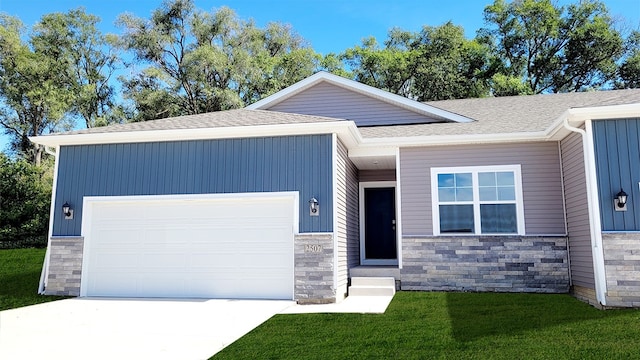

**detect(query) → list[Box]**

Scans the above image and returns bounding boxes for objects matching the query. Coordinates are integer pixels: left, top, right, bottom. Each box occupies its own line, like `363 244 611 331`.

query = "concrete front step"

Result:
351 277 396 287
349 266 400 279
348 277 396 297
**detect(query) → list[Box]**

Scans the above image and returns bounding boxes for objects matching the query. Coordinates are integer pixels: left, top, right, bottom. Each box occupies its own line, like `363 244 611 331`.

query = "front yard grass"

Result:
214 291 640 359
0 248 65 311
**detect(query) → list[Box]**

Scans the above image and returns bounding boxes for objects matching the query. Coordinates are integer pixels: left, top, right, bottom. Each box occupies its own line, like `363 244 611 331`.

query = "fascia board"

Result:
29 121 360 147
546 104 640 140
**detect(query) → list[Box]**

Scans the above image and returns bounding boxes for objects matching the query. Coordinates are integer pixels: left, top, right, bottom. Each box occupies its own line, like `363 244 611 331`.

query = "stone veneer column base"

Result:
602 232 640 308
44 237 84 296
401 236 569 293
294 233 335 304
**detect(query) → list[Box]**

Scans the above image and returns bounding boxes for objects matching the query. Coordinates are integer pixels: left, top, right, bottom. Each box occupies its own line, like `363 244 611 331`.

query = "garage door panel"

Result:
83 195 295 299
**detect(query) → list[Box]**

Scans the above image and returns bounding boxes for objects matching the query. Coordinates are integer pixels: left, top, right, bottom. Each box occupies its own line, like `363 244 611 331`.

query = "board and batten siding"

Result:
400 142 566 236
268 82 442 126
53 135 333 236
335 138 360 299
560 130 595 289
592 118 640 231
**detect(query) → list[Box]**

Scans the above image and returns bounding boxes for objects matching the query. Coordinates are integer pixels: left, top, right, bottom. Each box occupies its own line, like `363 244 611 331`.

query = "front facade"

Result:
32 72 640 307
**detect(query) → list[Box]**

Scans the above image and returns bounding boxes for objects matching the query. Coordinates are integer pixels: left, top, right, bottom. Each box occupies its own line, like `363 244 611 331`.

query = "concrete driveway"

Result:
0 298 293 360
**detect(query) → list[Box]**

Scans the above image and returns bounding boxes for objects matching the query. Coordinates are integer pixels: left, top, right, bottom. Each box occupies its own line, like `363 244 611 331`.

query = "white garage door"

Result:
81 194 295 299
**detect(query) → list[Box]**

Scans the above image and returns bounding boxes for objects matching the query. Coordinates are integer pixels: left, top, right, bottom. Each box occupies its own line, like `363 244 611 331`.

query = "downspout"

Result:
38 146 58 294
562 116 607 306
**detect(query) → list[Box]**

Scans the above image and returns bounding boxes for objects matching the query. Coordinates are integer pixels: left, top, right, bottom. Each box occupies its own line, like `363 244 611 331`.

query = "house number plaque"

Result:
305 244 323 253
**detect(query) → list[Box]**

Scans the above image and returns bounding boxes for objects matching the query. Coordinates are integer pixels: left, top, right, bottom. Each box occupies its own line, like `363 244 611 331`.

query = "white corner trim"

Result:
562 117 607 306
38 145 61 294
331 134 340 301
395 148 403 269
247 71 474 123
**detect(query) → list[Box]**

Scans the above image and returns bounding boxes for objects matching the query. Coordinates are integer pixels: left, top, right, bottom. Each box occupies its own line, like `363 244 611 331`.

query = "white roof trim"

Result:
546 103 640 140
246 71 474 123
29 121 362 148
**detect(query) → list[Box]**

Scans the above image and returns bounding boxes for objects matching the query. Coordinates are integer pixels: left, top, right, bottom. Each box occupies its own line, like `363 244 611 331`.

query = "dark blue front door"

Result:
364 187 397 260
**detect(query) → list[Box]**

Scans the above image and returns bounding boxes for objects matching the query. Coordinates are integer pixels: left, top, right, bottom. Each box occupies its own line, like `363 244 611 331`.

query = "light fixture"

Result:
62 202 74 219
614 188 628 211
309 197 319 216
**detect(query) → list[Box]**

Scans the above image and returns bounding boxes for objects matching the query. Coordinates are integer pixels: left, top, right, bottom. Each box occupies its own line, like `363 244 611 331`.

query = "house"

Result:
30 72 640 308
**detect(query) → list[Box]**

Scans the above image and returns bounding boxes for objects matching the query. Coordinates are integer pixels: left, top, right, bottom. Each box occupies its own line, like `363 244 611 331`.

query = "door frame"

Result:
359 181 398 266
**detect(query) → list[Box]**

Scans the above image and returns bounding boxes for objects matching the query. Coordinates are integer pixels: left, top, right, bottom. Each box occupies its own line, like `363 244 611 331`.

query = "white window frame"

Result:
430 165 525 236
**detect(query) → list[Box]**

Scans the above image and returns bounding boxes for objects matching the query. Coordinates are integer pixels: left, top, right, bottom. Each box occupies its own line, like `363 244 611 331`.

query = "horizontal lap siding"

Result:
560 130 595 289
593 119 640 231
53 135 333 236
268 82 440 126
335 139 360 299
400 142 565 236
359 169 396 182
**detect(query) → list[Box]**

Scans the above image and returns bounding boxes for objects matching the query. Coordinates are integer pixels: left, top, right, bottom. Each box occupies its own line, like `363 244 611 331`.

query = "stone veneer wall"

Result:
602 232 640 307
294 233 335 304
401 236 569 293
44 237 84 296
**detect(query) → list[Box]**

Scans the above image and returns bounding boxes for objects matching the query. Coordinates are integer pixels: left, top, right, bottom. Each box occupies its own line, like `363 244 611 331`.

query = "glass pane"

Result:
497 186 516 201
455 173 472 187
496 172 515 186
438 188 455 202
479 187 497 201
478 172 496 186
456 187 473 201
480 204 517 233
438 173 454 188
440 205 474 233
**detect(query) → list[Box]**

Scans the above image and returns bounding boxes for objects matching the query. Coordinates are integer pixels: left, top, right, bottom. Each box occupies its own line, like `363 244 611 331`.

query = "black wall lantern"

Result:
309 197 319 216
62 202 74 219
614 188 628 212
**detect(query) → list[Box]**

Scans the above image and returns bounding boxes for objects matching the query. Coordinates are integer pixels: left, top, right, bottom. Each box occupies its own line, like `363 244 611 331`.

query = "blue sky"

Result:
0 0 639 151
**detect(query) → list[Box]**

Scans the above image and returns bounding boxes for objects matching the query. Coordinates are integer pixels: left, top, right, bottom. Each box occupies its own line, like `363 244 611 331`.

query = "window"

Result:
431 165 524 235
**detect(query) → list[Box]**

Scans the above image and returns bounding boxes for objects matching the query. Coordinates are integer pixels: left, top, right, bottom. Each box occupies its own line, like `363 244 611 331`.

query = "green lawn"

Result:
0 248 66 311
214 292 640 359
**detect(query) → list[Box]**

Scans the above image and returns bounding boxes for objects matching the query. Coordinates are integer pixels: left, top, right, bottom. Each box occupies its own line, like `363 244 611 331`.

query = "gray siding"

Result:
561 130 595 289
335 138 360 299
593 119 640 231
268 82 442 126
53 135 333 236
359 169 396 182
400 142 565 235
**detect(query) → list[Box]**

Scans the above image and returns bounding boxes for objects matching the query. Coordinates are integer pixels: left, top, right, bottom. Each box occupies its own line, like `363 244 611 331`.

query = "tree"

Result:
116 0 320 121
0 152 52 248
616 30 640 89
0 15 72 165
480 0 625 94
33 9 120 128
341 22 492 101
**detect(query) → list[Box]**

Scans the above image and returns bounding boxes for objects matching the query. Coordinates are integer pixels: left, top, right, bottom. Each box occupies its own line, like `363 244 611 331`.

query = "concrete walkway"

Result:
280 295 395 314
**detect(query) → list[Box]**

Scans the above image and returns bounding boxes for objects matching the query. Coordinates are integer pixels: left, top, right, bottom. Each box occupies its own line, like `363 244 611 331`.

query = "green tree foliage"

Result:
341 22 492 101
480 0 625 94
0 153 52 248
0 15 72 165
33 9 121 128
117 0 320 121
616 30 640 88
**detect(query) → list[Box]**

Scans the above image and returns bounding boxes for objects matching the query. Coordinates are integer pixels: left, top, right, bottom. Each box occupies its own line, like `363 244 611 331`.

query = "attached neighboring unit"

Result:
31 71 640 308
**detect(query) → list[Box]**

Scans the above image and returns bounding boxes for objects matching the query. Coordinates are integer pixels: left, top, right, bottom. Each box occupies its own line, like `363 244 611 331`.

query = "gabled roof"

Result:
246 71 474 124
